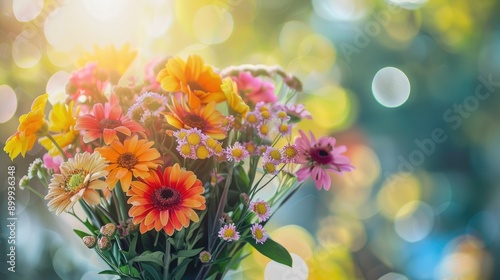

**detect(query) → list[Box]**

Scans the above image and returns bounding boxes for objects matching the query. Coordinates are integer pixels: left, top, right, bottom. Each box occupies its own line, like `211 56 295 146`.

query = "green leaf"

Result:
176 247 204 258
246 238 293 267
130 251 164 266
141 263 162 280
98 270 121 276
119 265 140 277
205 273 218 280
128 233 139 259
171 258 192 280
73 229 91 239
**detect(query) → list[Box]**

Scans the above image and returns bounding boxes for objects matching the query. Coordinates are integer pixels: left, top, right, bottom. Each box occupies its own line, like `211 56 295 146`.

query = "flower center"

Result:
142 97 162 111
152 187 181 210
254 229 263 239
254 203 267 215
118 152 138 169
99 118 122 130
130 107 145 122
224 228 235 238
184 114 206 130
65 170 87 192
309 147 333 165
187 81 205 92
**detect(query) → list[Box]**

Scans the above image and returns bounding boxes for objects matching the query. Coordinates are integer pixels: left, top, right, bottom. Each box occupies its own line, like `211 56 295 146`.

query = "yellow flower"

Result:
4 94 48 160
157 55 226 108
221 77 249 117
39 101 80 156
77 44 137 75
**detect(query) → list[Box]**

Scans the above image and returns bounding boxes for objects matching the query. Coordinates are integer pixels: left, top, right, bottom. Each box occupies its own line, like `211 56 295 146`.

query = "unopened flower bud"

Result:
83 236 96 248
98 236 111 251
19 175 30 191
199 251 212 263
100 223 117 237
240 193 249 205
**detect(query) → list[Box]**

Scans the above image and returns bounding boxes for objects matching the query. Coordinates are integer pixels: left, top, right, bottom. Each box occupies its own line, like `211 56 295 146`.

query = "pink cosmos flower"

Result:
218 223 240 242
251 224 268 244
75 94 144 145
294 130 354 190
232 72 276 105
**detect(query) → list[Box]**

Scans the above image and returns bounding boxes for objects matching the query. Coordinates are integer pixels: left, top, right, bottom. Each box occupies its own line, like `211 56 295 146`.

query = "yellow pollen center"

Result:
246 144 255 154
279 124 289 133
264 163 276 173
224 228 235 238
247 114 258 124
118 152 138 169
269 150 281 160
180 144 191 156
277 111 287 119
261 111 271 119
255 203 267 215
285 147 297 157
206 138 218 149
177 131 187 140
196 146 209 159
232 148 243 158
187 133 201 145
254 229 263 239
65 170 87 192
259 125 269 135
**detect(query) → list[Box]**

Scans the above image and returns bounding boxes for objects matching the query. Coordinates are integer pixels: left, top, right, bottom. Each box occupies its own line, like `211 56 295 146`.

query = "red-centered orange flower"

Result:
4 94 48 160
127 164 206 235
156 55 226 108
75 99 144 145
96 135 162 192
164 99 226 139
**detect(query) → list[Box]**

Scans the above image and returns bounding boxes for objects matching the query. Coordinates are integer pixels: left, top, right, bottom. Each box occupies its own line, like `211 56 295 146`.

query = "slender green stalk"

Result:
45 134 68 161
113 183 128 224
96 205 118 224
163 241 171 280
209 163 234 251
26 185 45 199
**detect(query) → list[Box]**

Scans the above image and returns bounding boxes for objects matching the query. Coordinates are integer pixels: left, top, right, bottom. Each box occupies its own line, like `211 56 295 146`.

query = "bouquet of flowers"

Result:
5 45 353 279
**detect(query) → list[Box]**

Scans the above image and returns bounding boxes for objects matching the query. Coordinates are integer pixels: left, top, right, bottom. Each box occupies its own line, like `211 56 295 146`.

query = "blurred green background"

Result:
1 0 499 279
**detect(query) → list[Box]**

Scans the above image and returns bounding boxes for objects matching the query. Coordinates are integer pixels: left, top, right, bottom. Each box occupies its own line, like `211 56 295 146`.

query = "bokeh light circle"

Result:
312 0 369 21
13 0 44 22
12 31 42 68
264 253 309 280
395 201 434 242
0 85 18 123
378 272 410 280
372 67 411 108
193 5 234 45
46 71 70 104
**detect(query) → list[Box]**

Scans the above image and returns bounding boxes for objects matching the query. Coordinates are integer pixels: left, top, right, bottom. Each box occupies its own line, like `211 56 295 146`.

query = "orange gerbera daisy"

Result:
164 99 226 140
4 93 48 160
96 135 162 192
45 152 108 215
127 164 206 235
157 55 226 108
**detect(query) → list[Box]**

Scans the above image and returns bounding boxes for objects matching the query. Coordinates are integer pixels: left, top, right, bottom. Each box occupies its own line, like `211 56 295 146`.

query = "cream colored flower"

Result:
45 152 108 214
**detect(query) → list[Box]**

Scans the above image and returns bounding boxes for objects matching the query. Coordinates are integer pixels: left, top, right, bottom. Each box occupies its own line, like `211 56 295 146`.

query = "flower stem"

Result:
45 134 68 161
163 240 171 280
26 185 45 199
209 163 234 251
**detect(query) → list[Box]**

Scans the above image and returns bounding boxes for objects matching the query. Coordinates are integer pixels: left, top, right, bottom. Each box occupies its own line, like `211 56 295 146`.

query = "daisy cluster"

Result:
4 45 354 279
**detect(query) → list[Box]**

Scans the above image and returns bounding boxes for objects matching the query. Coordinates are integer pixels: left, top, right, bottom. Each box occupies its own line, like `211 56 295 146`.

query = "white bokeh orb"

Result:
372 67 411 108
264 253 308 280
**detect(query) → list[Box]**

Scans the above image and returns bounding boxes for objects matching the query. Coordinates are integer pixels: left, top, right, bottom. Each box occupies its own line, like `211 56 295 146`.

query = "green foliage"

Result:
246 237 293 267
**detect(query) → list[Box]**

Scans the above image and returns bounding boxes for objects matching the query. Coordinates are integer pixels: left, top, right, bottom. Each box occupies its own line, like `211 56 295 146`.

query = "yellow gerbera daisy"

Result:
39 101 80 156
221 77 249 117
157 55 226 108
45 152 108 215
77 44 137 76
96 135 163 192
4 94 48 160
